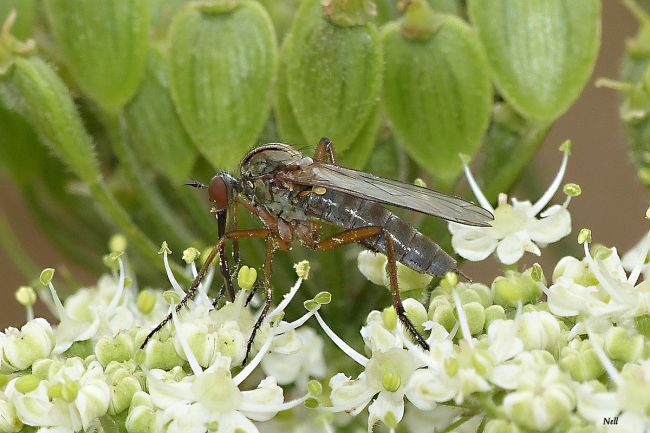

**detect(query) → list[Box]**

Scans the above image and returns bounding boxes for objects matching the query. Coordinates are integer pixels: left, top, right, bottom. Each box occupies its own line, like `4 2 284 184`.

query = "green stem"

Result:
439 414 475 433
102 111 195 249
0 207 39 283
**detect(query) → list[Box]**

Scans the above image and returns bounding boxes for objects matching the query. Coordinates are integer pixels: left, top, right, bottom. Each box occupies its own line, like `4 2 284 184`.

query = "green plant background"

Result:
0 0 646 345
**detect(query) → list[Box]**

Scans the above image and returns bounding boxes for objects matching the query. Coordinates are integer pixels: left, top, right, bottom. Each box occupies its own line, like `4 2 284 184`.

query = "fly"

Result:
142 138 493 357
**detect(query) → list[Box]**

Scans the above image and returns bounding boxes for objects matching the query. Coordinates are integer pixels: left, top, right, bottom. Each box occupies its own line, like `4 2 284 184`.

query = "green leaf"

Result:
43 0 150 110
281 0 382 154
382 13 492 186
469 0 601 121
124 48 197 184
169 1 278 170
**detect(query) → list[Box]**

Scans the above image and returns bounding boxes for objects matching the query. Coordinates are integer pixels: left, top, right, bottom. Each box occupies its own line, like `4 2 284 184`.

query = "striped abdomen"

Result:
301 189 456 276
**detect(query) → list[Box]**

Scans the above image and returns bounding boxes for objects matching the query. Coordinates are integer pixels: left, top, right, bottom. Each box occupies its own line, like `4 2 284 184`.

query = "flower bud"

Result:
382 0 491 184
484 305 506 329
503 380 575 431
468 0 600 121
2 318 54 371
173 323 217 368
43 0 149 110
216 324 246 366
402 299 427 334
107 373 141 416
462 302 486 336
492 271 542 307
559 339 605 381
142 338 184 371
95 333 135 366
484 419 521 433
518 311 561 352
357 250 388 286
604 326 644 363
381 306 397 330
125 403 158 433
169 1 277 169
428 297 456 332
636 314 650 337
278 0 381 159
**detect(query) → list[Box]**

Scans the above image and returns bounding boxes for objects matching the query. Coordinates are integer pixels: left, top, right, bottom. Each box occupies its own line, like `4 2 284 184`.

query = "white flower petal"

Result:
451 228 497 261
405 369 456 409
217 411 260 433
368 391 405 431
495 233 527 265
528 206 571 245
240 377 283 421
357 251 388 286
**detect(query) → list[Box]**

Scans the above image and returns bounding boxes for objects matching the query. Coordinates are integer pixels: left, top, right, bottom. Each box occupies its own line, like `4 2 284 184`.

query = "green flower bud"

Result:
14 286 36 306
457 282 493 307
382 1 491 185
518 311 561 352
293 260 311 279
14 374 39 393
396 263 433 291
403 299 427 334
61 380 79 402
43 0 149 110
559 339 605 381
503 380 575 431
278 0 381 157
0 398 22 432
31 358 54 380
484 419 521 433
492 271 542 307
137 290 157 315
125 404 157 433
604 326 644 363
428 299 456 332
169 1 277 169
95 333 135 366
462 302 486 336
237 265 258 291
108 375 141 415
484 305 506 329
314 291 332 305
124 48 197 184
468 0 600 121
142 339 184 371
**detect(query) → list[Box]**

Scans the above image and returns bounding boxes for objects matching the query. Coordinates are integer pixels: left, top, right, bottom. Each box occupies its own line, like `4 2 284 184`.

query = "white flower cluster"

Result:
2 142 650 433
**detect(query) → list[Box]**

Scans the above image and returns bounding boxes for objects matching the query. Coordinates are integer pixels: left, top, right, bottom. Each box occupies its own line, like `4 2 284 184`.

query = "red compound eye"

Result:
208 175 229 209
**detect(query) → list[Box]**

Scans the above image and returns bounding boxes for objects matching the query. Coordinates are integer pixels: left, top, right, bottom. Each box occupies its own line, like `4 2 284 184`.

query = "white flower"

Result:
1 318 54 372
329 348 419 432
0 391 21 433
261 328 326 386
360 311 402 354
449 146 572 265
146 354 284 433
6 358 110 432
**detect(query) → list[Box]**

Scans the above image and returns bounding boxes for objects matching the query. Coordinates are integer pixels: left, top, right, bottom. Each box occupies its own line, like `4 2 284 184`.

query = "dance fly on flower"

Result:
142 138 493 355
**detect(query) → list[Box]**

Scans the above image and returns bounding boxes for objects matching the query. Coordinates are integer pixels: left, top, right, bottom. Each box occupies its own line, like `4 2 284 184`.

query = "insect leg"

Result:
383 232 430 351
141 228 272 349
244 235 275 363
309 226 430 351
313 137 337 164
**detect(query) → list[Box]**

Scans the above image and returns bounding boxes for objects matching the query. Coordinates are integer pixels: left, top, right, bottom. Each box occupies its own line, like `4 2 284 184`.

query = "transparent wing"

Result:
281 163 493 227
